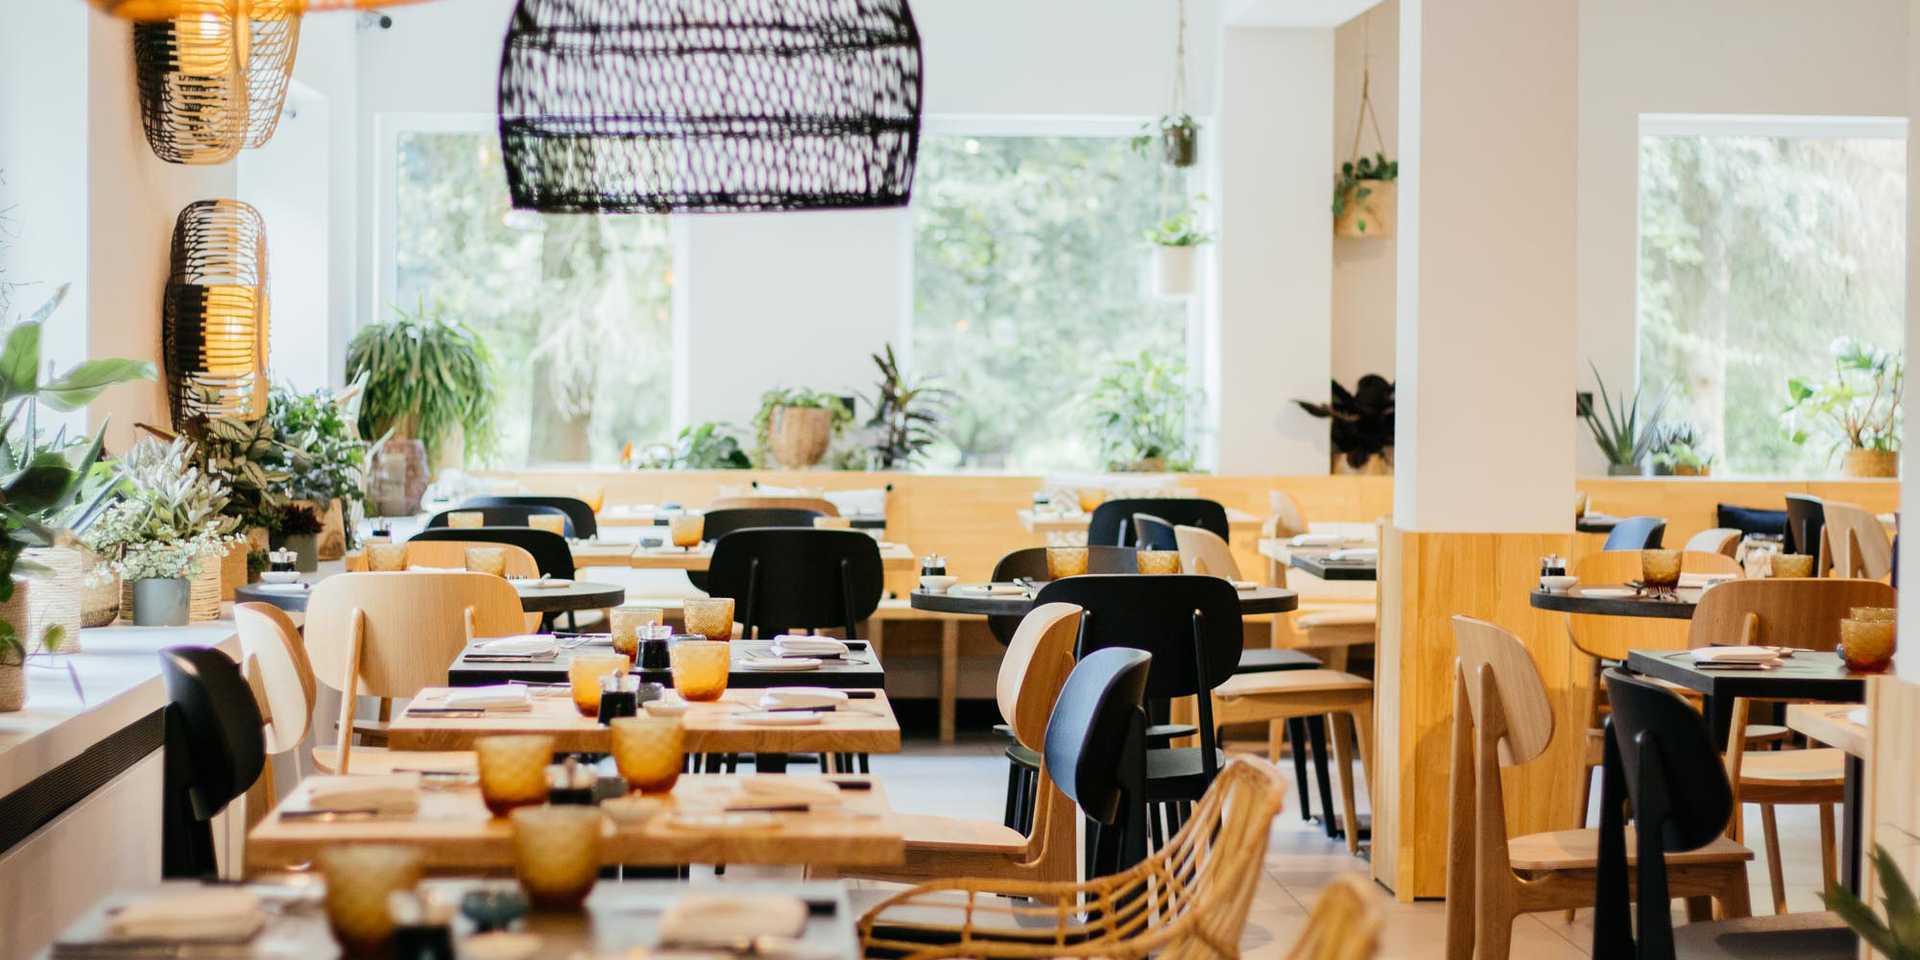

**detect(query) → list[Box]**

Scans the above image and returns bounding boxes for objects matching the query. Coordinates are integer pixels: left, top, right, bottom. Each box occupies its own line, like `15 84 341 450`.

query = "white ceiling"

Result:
1221 0 1385 28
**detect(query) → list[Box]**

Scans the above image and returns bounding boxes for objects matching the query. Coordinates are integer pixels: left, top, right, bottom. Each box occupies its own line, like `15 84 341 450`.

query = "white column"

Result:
1393 0 1578 532
1899 0 1920 683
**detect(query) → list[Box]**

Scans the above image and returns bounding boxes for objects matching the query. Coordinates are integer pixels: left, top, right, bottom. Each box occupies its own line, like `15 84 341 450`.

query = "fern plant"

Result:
345 300 496 464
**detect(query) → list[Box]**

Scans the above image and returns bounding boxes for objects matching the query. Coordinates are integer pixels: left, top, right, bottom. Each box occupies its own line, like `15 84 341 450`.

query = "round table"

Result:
235 579 626 615
1575 514 1622 534
1528 585 1700 620
911 584 1298 617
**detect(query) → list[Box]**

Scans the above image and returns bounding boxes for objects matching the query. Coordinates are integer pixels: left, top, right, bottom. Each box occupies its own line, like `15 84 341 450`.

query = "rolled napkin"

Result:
657 894 808 946
443 684 533 710
471 635 559 657
1326 547 1378 562
106 889 265 942
760 687 849 709
771 636 848 658
1690 646 1784 665
1289 533 1344 547
735 776 843 808
304 773 422 814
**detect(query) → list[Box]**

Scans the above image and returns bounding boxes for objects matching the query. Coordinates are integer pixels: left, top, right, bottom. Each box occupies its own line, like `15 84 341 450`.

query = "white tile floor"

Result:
866 735 1842 958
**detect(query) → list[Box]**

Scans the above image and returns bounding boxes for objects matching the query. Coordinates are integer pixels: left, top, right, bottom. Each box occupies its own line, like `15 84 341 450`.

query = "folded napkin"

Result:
1678 572 1736 589
772 635 848 657
1289 533 1345 547
305 773 422 814
737 776 843 807
1691 646 1783 664
1326 548 1378 562
443 685 533 710
658 894 807 946
472 635 559 657
107 889 265 942
407 565 466 574
760 687 849 709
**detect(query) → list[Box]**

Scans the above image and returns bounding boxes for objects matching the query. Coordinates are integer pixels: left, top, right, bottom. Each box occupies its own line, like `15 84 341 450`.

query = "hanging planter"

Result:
1136 114 1198 169
1332 12 1397 239
1152 246 1198 298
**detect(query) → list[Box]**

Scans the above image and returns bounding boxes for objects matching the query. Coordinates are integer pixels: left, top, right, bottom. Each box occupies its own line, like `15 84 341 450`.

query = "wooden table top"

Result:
569 540 641 568
1625 648 1869 703
388 688 903 756
1287 551 1377 582
1530 585 1701 620
1018 507 1261 535
451 637 887 689
234 579 625 614
247 773 903 873
1786 702 1868 759
908 583 1297 617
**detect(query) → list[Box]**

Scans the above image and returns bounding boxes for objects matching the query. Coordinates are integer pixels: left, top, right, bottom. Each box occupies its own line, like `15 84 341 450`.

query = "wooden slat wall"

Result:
1865 676 1920 935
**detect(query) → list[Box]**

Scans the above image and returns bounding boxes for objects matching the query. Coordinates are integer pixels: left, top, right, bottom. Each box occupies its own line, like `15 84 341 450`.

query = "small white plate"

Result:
643 699 692 717
1230 580 1259 591
260 572 302 585
760 687 849 709
739 657 823 672
733 710 825 726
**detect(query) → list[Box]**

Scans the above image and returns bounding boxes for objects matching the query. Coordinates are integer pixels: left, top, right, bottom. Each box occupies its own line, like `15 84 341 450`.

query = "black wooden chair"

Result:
1131 513 1179 551
159 646 264 879
409 526 579 628
1784 494 1826 564
1044 647 1152 878
688 508 822 592
1603 515 1668 550
1597 668 1854 959
1088 498 1229 547
426 503 574 538
458 495 597 539
986 546 1138 645
707 528 882 639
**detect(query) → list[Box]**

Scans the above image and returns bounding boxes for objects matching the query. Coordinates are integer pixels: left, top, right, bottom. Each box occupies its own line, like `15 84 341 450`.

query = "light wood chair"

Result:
857 757 1288 960
1688 577 1894 914
1263 490 1309 540
1683 527 1743 558
709 494 840 517
1446 616 1751 960
1818 500 1893 580
403 540 543 631
1286 874 1386 960
1211 667 1373 856
305 572 526 773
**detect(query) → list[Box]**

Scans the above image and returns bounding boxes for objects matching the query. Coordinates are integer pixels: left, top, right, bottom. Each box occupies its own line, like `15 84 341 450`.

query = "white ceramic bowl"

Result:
260 571 302 585
1539 575 1578 594
919 575 958 594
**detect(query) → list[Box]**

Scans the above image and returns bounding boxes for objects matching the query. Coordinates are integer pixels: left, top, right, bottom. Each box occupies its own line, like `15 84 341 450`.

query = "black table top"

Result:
234 579 624 614
1625 648 1868 704
1576 514 1622 534
449 637 887 689
1288 552 1378 582
1529 585 1699 620
909 584 1298 617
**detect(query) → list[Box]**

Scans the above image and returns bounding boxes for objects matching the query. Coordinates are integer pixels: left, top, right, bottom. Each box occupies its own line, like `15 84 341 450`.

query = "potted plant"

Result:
272 504 322 573
753 388 853 469
865 344 950 470
635 421 753 470
1294 375 1395 475
1145 203 1211 298
345 300 495 514
1332 151 1398 238
82 437 242 627
1825 843 1920 958
1133 113 1198 168
180 391 291 594
1086 351 1200 472
1581 362 1669 477
1783 337 1903 478
1648 423 1714 477
267 384 376 557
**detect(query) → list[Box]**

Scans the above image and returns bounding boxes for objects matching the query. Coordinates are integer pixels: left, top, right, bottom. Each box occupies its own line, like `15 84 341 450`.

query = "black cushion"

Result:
1716 503 1788 539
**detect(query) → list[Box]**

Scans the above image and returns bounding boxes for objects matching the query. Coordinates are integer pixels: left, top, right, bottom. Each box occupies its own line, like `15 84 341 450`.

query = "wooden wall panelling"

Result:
1574 478 1898 551
1864 676 1920 918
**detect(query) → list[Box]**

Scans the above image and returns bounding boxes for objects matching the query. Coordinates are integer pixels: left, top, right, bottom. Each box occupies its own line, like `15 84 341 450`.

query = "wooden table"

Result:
1576 513 1623 534
569 539 641 568
908 584 1298 617
389 689 902 772
1018 507 1261 538
39 880 862 959
1530 585 1701 620
234 579 624 615
450 637 887 689
625 541 915 572
248 773 903 873
1625 649 1867 744
1787 702 1870 892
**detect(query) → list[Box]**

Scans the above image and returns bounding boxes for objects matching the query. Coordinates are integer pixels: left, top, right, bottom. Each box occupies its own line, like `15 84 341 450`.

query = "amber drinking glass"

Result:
1045 546 1089 580
682 597 734 642
812 516 852 530
1771 553 1815 578
318 845 423 952
1838 618 1896 674
1639 549 1682 594
510 806 604 909
465 547 508 578
475 735 555 816
1851 606 1898 622
609 605 664 659
668 512 705 550
529 514 567 537
1136 550 1181 575
568 654 630 718
610 716 684 793
670 640 731 702
449 511 486 529
1075 487 1106 515
368 542 407 572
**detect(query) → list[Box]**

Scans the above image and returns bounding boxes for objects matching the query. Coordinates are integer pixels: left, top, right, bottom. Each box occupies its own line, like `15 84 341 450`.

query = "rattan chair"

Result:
1285 874 1386 960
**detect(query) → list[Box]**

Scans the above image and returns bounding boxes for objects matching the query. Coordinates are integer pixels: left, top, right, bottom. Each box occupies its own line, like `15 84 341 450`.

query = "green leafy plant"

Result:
638 422 753 470
1145 201 1211 247
1649 422 1714 475
1131 113 1197 167
267 385 375 505
1331 151 1399 218
1825 844 1920 959
1294 375 1395 471
189 394 291 533
865 344 950 470
1784 337 1903 457
81 436 242 584
345 299 496 464
751 387 854 465
274 503 323 537
1086 351 1201 472
1581 361 1669 473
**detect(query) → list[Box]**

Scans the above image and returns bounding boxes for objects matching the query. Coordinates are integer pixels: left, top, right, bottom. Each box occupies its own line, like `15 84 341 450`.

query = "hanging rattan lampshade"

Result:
497 0 924 214
95 0 430 20
132 0 300 164
163 200 270 427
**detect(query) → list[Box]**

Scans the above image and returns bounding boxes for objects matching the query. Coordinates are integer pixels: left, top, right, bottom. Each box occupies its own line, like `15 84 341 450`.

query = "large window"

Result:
1638 116 1906 476
390 126 674 467
910 125 1193 471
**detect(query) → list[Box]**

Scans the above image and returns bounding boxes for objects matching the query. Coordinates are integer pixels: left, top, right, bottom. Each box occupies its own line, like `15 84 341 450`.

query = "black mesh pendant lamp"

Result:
497 0 924 214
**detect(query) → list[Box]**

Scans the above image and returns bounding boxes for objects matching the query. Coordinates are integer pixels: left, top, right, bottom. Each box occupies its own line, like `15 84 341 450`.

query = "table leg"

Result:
1704 693 1734 747
755 752 790 774
939 619 959 744
1844 753 1864 894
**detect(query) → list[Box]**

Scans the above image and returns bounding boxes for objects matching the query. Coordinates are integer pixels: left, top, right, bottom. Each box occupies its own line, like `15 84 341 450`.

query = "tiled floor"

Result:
867 734 1842 958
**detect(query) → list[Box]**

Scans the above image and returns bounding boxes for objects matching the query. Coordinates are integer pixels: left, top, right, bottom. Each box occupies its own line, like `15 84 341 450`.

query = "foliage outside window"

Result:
1638 125 1905 476
392 129 675 467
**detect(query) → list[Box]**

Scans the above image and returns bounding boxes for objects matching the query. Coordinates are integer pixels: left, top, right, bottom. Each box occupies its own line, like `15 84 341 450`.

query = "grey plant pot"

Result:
285 534 319 573
1606 462 1645 477
131 577 190 627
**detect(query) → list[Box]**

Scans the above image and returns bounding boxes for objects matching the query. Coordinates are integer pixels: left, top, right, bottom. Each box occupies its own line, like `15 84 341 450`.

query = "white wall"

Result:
240 82 333 395
1576 0 1908 475
1331 0 1397 387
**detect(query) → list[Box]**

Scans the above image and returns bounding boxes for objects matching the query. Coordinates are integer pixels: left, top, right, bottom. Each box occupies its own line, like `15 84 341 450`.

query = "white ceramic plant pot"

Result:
1152 245 1198 298
132 577 190 627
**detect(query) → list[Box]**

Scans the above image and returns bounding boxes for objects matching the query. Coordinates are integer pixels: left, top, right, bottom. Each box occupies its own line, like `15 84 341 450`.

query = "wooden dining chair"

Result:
1211 661 1373 856
1688 577 1893 914
1683 528 1743 558
986 546 1136 645
1603 516 1668 550
708 528 883 638
857 756 1287 960
687 507 822 592
709 494 840 516
1817 500 1893 580
1264 489 1310 540
1783 494 1826 563
1445 616 1751 960
402 540 543 631
304 572 526 773
1131 513 1179 550
457 495 598 539
158 645 266 879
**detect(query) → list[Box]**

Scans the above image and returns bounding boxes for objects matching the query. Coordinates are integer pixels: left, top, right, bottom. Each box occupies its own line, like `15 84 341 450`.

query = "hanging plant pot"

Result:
1152 245 1198 298
1841 448 1898 478
1162 123 1196 168
1335 179 1396 238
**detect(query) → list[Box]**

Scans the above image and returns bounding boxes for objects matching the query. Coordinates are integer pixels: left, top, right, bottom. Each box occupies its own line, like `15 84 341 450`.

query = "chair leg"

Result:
1716 862 1753 920
1330 714 1362 857
1287 718 1314 822
1759 803 1787 914
1565 759 1595 923
1002 758 1022 831
1818 803 1839 900
1308 717 1338 838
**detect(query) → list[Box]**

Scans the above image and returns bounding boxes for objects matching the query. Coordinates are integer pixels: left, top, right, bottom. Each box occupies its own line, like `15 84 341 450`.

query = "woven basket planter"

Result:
220 538 250 600
21 547 84 652
768 406 833 468
0 663 21 712
82 552 121 628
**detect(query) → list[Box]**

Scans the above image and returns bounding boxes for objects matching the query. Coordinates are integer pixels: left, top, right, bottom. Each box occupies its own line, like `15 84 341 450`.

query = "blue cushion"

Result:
1716 504 1788 538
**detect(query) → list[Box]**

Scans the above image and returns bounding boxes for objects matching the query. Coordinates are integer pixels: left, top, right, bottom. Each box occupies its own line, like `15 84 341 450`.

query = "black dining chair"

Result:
1131 513 1179 551
1603 516 1667 550
687 508 823 592
159 646 264 879
1044 646 1152 878
426 503 574 538
458 495 597 539
707 528 883 639
410 526 579 628
985 546 1138 645
1088 498 1230 547
1784 494 1826 564
1596 669 1855 959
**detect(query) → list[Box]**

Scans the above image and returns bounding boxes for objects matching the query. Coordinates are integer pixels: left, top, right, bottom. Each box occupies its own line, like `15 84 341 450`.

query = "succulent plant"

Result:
82 437 242 583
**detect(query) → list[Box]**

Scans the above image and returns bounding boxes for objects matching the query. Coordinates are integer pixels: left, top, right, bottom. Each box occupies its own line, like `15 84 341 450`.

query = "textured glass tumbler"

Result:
682 597 734 642
611 716 685 793
510 805 604 909
569 654 630 717
1046 546 1089 580
476 735 555 816
670 640 731 702
1136 550 1181 575
319 845 423 952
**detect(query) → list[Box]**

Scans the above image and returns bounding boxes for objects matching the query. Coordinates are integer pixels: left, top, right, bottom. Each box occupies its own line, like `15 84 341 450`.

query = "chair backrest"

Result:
1042 646 1151 827
459 495 596 539
986 546 1137 644
409 526 574 579
1285 874 1386 960
1450 616 1553 767
700 507 823 542
1131 513 1178 551
234 602 315 756
1033 574 1244 703
1602 516 1667 550
1090 498 1229 547
707 528 883 637
1265 490 1309 539
402 540 541 579
710 494 839 517
1686 577 1896 651
305 572 526 699
1174 524 1242 580
427 503 573 537
1717 502 1788 540
1602 669 1734 851
1783 493 1825 559
1820 500 1893 580
1565 550 1741 660
159 646 265 823
1681 527 1742 557
996 603 1084 752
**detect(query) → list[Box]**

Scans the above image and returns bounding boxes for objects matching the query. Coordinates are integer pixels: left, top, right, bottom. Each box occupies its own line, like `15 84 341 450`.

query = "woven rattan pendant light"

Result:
95 0 430 19
497 0 925 214
163 200 270 426
132 0 300 164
